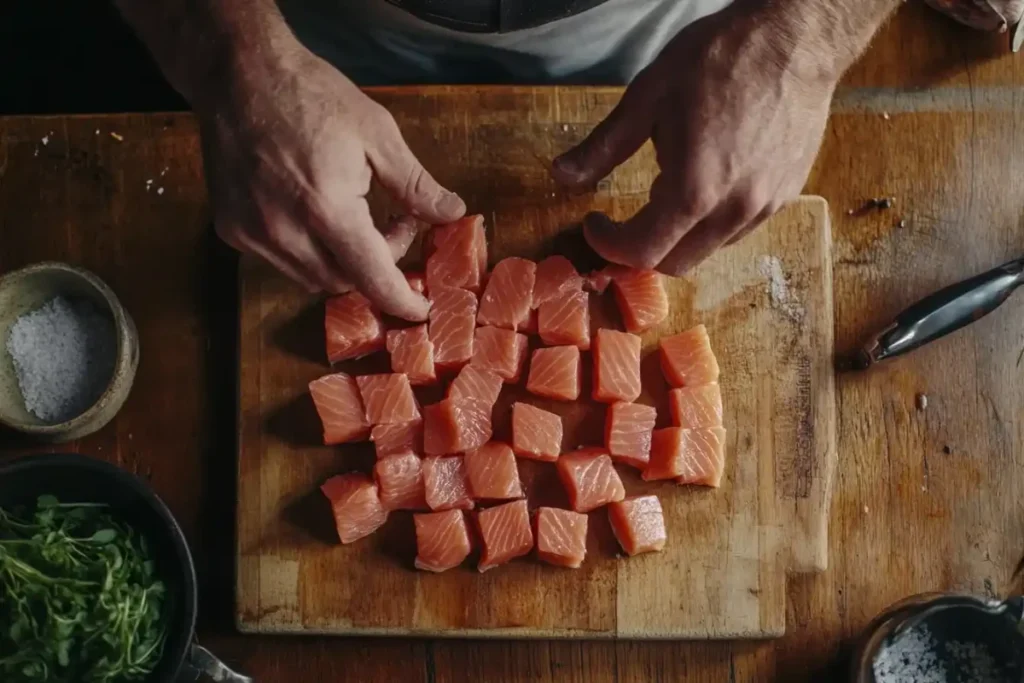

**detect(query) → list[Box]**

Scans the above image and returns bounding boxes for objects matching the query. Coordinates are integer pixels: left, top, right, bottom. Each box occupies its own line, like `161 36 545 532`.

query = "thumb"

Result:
366 116 466 224
552 64 663 189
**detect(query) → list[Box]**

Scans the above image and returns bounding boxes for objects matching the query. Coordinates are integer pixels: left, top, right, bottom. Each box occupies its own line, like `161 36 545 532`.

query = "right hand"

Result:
197 41 465 320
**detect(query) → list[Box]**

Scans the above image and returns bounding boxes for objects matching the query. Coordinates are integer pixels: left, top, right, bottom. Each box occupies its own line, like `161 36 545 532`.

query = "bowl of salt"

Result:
0 262 138 442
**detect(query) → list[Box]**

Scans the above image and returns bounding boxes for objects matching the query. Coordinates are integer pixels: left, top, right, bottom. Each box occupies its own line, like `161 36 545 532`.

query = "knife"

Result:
851 256 1024 369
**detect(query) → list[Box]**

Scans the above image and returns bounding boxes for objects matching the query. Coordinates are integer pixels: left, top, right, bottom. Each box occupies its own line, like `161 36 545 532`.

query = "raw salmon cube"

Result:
374 451 427 511
557 449 625 513
356 373 420 425
386 324 436 386
511 402 563 462
477 499 534 572
535 507 588 569
526 346 581 401
669 384 723 429
309 373 371 445
371 420 424 459
532 255 583 309
643 426 726 487
448 365 504 406
422 455 475 510
584 269 613 294
477 257 537 330
425 215 487 293
538 289 590 350
608 495 667 556
608 268 669 333
320 473 387 544
464 442 523 500
414 509 472 572
605 402 658 469
471 326 528 383
592 328 642 403
423 398 492 455
660 324 720 387
405 271 426 294
429 286 478 371
325 293 385 363
520 309 539 336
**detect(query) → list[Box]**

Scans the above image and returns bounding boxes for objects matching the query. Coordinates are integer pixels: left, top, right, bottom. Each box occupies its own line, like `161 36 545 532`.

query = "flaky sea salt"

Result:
5 296 117 423
874 622 1012 683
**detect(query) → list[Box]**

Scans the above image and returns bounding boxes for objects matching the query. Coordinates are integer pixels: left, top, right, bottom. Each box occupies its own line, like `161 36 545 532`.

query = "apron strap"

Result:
385 0 612 32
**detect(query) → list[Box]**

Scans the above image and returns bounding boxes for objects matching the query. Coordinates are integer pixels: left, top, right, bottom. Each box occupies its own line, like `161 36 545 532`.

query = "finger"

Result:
222 225 324 293
314 199 431 321
726 205 777 246
656 195 759 276
365 117 466 224
552 64 664 189
582 173 708 269
318 215 421 295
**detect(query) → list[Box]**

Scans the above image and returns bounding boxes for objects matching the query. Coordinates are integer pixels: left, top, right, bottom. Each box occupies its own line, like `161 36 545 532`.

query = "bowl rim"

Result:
0 261 135 433
0 452 199 680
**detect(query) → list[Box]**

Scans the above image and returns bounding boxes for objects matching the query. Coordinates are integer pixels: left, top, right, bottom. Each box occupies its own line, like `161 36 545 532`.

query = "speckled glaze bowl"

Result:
0 262 139 441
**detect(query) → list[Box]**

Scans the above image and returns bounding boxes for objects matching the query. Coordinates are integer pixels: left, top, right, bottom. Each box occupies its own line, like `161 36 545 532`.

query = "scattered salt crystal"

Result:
882 112 891 120
160 167 168 177
110 132 124 142
157 187 164 195
5 296 117 424
916 393 928 411
33 149 38 157
757 256 804 321
95 129 100 135
41 135 49 146
561 124 569 131
863 505 869 513
874 622 1013 683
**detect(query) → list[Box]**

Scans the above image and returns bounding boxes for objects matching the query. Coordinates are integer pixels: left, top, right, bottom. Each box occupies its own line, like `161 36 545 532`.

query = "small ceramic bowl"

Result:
0 262 139 442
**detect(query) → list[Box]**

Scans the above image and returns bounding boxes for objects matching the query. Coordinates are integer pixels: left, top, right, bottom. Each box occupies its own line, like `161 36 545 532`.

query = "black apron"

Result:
385 0 612 32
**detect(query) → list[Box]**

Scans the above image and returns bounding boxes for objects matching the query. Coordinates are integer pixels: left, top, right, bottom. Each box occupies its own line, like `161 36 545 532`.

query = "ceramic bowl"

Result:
0 262 139 441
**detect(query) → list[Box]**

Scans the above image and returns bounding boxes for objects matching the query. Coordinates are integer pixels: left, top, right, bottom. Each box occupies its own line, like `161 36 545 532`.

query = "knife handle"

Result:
857 258 1024 367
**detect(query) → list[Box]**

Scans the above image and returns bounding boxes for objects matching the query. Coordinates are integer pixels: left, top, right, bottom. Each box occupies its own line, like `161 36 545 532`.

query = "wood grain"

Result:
235 195 834 638
2 2 1024 675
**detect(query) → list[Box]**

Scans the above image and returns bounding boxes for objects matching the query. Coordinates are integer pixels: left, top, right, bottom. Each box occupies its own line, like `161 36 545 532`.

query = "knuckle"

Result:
677 186 718 218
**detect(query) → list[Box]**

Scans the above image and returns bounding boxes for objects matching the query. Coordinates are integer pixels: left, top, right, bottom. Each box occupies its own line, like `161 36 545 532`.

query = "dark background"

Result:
1 0 186 115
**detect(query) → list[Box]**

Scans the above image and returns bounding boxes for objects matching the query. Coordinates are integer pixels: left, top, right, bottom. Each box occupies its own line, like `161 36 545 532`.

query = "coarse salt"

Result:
5 296 117 424
873 622 1013 683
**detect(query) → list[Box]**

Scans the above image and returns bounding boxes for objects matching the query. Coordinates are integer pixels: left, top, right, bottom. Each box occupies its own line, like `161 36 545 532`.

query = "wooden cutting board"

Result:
236 193 835 639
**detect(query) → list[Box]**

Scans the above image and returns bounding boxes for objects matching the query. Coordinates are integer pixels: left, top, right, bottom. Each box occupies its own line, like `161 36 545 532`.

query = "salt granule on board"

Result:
872 622 1013 683
5 295 117 423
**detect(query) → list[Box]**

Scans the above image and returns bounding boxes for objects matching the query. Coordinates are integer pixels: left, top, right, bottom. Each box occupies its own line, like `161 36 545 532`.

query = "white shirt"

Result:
282 0 734 85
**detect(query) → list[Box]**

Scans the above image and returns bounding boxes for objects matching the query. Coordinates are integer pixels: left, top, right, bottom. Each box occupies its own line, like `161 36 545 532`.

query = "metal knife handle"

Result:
858 257 1024 366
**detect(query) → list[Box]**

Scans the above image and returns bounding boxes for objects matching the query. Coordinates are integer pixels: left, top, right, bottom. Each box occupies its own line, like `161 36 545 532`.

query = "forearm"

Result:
113 0 300 106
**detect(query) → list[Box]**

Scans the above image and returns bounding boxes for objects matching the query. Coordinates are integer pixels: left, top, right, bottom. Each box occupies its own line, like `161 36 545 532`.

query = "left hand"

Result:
551 2 839 275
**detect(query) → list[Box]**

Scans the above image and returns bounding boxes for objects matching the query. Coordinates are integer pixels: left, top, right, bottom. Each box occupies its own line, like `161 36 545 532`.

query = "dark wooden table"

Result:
3 3 1024 680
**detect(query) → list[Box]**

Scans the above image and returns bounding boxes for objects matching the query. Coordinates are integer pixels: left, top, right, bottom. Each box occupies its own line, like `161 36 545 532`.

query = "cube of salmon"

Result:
371 420 424 459
325 292 385 363
608 495 667 556
425 215 487 293
429 286 478 372
538 289 590 350
386 324 436 386
464 442 523 500
448 365 504 406
643 426 727 487
477 499 534 572
423 398 493 455
557 449 625 513
607 268 669 334
532 255 583 309
356 373 420 425
471 326 528 383
520 309 539 336
320 473 387 544
669 384 723 429
526 346 581 401
605 402 658 469
309 373 371 445
660 324 720 387
422 455 475 511
592 329 642 403
477 257 537 331
535 507 588 569
374 451 428 511
414 509 472 572
511 402 563 462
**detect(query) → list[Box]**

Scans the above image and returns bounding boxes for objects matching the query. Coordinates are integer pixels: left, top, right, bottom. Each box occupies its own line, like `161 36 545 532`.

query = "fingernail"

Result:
437 192 466 217
553 155 581 178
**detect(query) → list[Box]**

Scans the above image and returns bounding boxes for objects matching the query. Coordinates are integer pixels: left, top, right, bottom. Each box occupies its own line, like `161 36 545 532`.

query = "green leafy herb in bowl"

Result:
0 494 169 682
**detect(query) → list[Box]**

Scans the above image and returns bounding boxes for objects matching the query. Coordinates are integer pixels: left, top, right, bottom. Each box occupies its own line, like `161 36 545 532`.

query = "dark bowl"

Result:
0 453 197 683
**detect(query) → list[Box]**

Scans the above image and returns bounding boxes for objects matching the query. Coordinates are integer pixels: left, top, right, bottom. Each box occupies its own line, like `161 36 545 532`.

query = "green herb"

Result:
0 496 169 682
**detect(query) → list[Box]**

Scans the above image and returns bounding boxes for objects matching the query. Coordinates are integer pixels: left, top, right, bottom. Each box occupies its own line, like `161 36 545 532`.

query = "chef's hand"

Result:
552 0 893 275
199 46 464 320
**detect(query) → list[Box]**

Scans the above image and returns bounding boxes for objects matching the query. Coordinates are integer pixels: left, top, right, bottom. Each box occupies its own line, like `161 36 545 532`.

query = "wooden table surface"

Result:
3 3 1024 680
